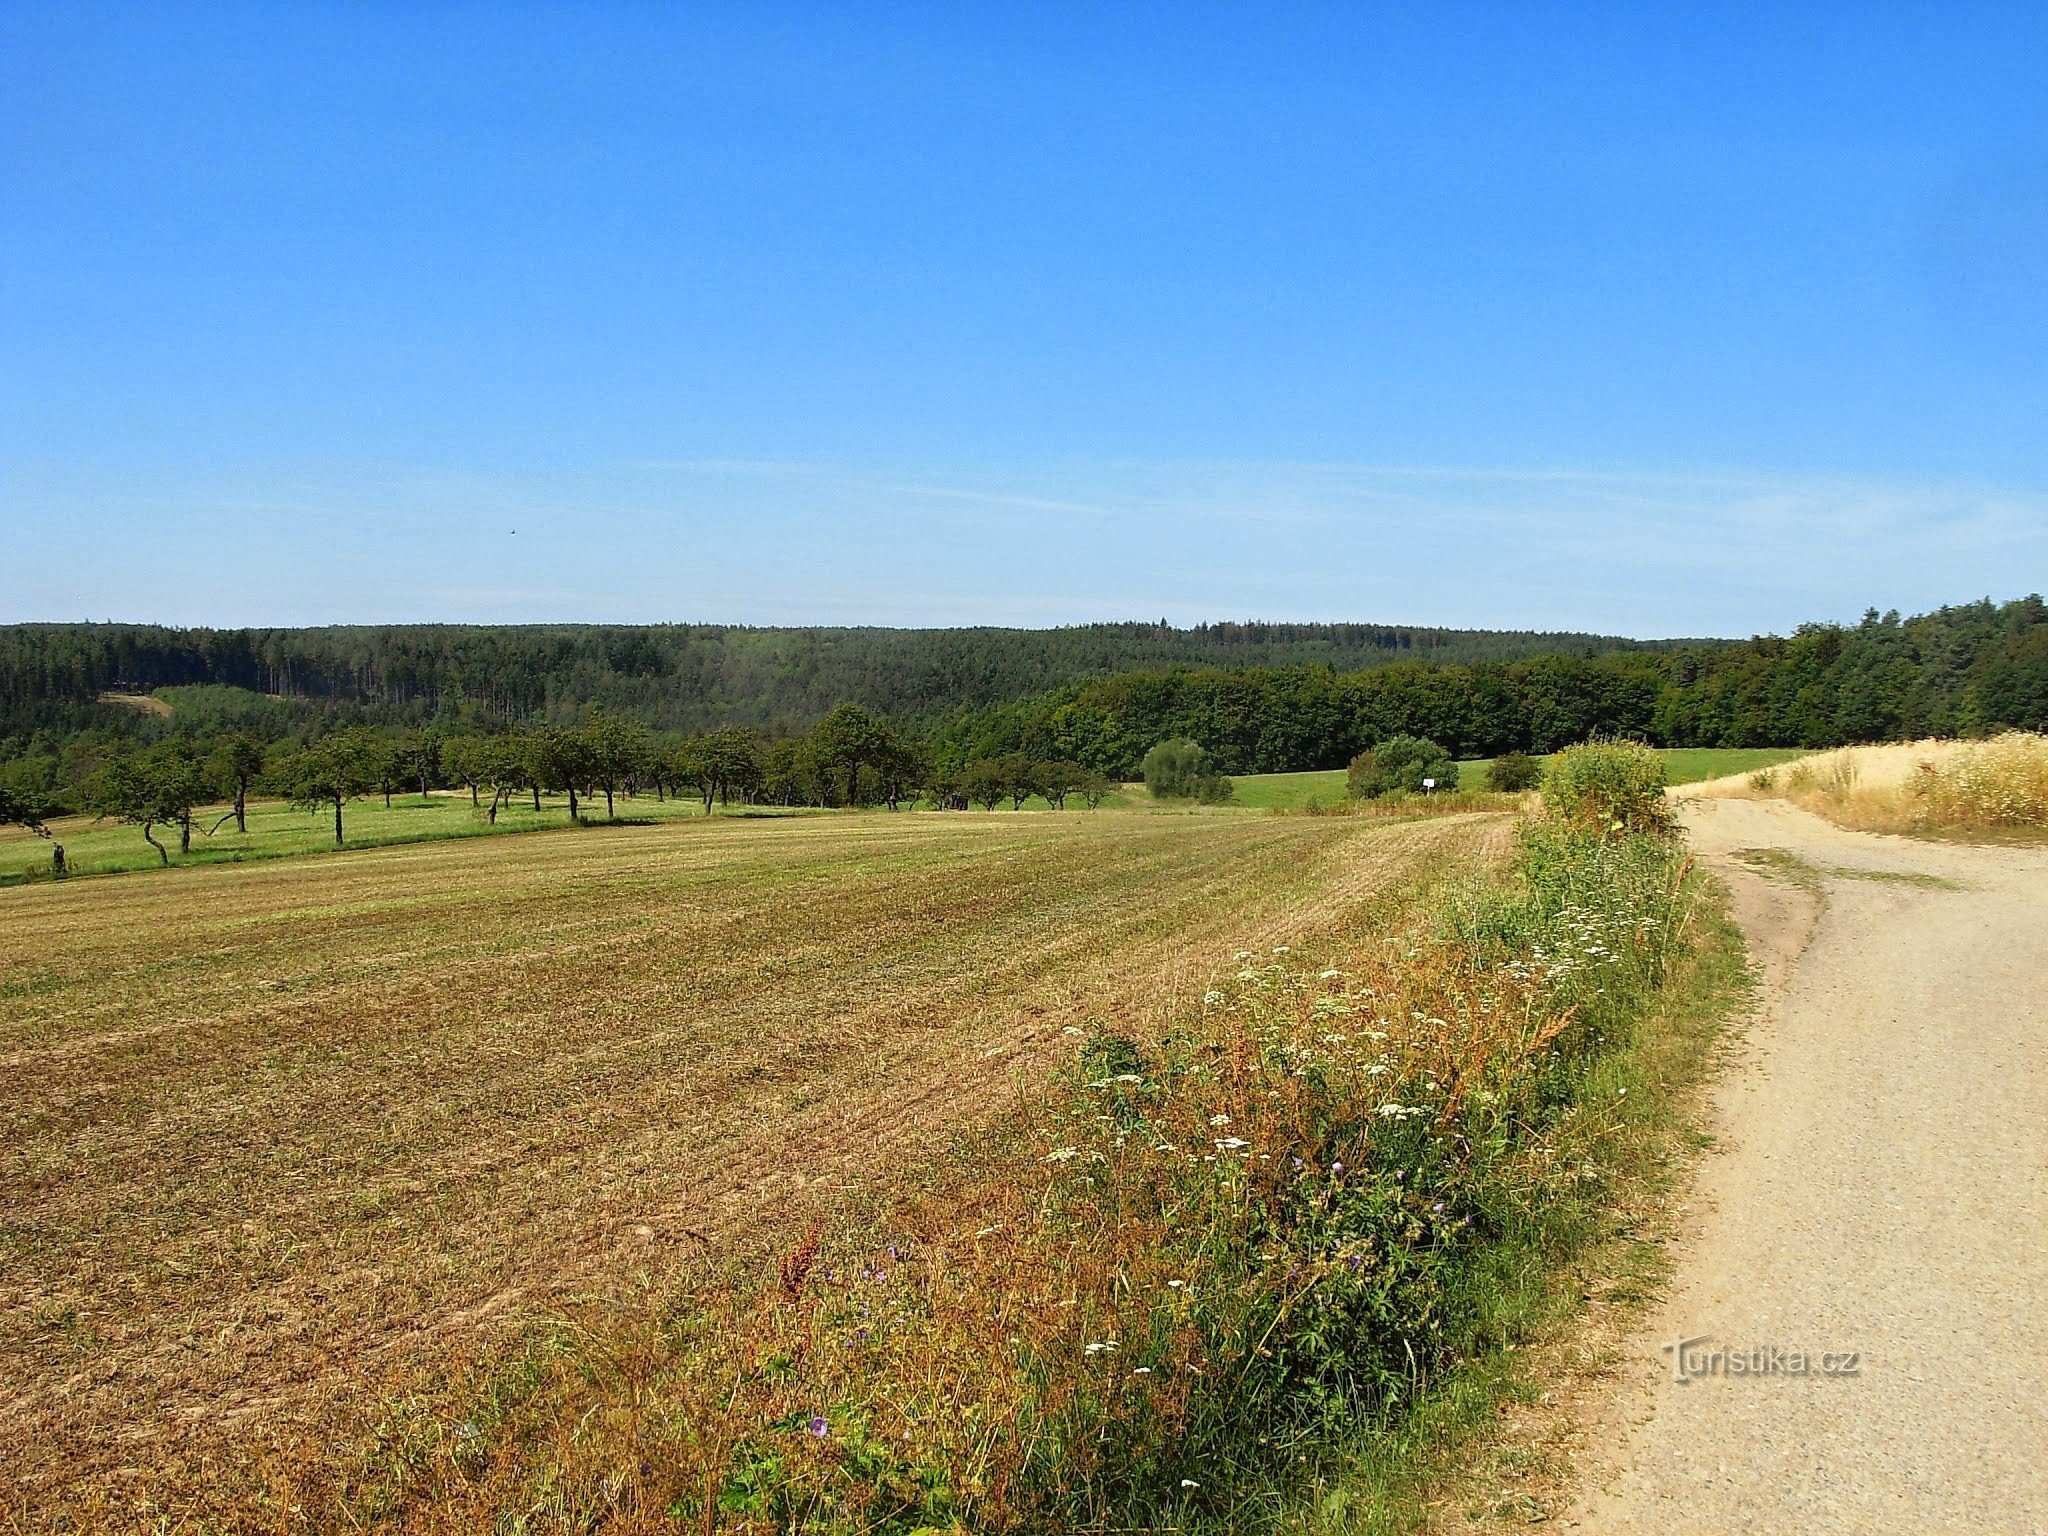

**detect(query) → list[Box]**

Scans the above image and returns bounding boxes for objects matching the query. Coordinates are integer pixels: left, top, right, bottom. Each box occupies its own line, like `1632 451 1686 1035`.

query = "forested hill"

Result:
930 597 2048 775
0 620 1665 738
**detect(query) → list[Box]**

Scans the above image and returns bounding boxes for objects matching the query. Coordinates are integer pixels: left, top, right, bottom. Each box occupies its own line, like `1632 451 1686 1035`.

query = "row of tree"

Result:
0 706 1137 867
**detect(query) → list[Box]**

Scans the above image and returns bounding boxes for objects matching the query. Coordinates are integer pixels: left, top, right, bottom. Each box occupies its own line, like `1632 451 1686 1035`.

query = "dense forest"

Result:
932 598 2048 775
0 620 1661 739
1 600 2042 831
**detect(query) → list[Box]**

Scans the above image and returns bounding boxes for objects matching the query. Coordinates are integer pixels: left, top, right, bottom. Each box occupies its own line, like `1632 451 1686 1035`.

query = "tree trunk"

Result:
179 813 192 854
143 818 168 866
383 787 392 808
531 785 541 811
51 844 66 878
235 781 248 833
487 788 502 824
568 785 579 821
605 785 615 819
470 782 479 807
333 796 345 846
703 786 715 815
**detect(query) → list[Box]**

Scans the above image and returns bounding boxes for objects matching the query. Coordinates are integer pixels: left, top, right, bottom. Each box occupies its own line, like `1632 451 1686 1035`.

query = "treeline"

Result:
0 705 1127 867
932 598 2048 777
0 619 1664 739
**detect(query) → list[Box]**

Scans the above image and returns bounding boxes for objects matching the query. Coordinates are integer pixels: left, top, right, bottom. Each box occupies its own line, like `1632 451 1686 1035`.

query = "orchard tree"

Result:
206 733 268 834
87 743 208 864
367 734 409 808
580 713 647 820
807 703 887 806
961 758 1008 811
1037 759 1085 810
689 726 761 813
526 725 594 822
871 728 925 812
441 734 490 807
280 730 379 846
1078 770 1118 810
481 737 527 824
402 730 442 799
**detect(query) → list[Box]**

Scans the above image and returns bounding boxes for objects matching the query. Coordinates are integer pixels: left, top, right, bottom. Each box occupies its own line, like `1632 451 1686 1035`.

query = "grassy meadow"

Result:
0 789 725 882
1223 746 1809 810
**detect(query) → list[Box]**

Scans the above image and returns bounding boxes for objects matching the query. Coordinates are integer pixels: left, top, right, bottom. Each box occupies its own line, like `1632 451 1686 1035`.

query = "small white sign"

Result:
1422 777 1436 791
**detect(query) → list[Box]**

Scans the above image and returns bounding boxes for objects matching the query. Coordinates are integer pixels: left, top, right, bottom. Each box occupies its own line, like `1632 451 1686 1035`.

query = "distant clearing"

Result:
94 690 172 716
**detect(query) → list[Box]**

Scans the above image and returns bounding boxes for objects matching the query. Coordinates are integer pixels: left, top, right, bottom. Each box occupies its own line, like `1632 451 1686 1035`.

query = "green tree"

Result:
1486 751 1542 793
995 752 1041 810
1348 735 1458 799
401 729 442 799
686 726 762 813
1037 759 1085 809
206 732 268 833
581 713 648 820
526 725 594 822
1141 739 1233 803
480 736 527 824
868 724 925 811
279 730 379 846
441 734 490 807
961 758 1008 811
807 703 887 806
367 734 408 809
1077 769 1118 809
88 743 209 863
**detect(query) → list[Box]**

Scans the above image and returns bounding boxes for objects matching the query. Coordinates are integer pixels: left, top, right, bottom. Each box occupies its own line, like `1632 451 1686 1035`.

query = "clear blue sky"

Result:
4 3 2044 636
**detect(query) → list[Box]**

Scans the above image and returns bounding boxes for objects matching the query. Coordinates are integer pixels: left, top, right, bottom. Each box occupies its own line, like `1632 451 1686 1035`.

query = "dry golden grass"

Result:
0 807 1506 1527
1679 733 2048 838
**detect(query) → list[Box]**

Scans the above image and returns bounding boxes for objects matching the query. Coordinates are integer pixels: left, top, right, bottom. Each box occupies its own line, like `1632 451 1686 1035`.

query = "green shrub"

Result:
1141 739 1233 803
1348 735 1458 799
1487 751 1542 793
1541 739 1672 836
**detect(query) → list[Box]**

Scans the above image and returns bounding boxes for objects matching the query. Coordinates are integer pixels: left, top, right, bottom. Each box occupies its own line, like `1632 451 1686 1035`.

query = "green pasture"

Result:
0 791 718 882
1218 746 1810 811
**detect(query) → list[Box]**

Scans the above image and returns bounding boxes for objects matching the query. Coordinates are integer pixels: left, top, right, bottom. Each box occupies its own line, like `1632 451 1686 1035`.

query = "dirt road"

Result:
1570 798 2048 1533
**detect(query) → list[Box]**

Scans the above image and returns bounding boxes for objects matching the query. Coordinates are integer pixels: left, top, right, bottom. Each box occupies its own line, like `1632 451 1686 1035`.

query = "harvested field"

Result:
0 807 1505 1522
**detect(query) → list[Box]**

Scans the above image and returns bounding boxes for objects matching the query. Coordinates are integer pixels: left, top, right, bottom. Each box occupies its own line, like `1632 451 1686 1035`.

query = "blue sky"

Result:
3 2 2044 635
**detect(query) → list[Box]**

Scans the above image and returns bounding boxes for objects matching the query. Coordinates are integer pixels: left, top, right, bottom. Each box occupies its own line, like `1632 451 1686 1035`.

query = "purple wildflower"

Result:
808 1416 829 1438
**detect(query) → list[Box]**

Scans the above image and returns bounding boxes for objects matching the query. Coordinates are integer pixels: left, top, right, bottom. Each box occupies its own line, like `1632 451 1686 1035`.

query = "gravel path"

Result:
1570 798 2048 1534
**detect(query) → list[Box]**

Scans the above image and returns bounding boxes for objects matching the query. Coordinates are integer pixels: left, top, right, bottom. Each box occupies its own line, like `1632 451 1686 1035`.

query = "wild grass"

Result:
1687 733 2048 840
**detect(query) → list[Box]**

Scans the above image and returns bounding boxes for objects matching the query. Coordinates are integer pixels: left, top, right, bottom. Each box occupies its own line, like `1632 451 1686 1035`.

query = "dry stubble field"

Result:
0 806 1505 1521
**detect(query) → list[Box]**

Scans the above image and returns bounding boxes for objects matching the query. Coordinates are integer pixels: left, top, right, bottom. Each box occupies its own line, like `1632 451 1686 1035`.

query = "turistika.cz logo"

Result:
1662 1334 1862 1385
